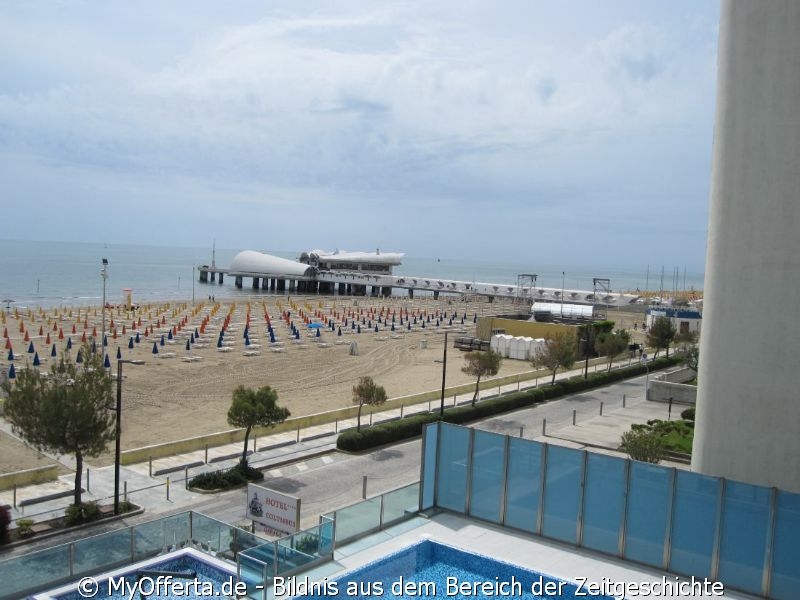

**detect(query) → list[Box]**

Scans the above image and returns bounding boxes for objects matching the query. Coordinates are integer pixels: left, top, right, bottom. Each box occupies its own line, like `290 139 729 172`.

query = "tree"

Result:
352 376 388 431
620 428 664 464
461 350 503 405
1 345 115 506
594 329 630 372
647 317 677 358
227 385 290 466
676 331 699 372
532 331 577 384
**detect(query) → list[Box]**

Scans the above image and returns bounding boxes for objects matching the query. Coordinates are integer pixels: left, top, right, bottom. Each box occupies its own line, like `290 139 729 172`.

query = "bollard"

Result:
149 456 153 477
517 377 520 392
453 395 457 406
166 477 170 501
253 434 257 453
86 468 90 494
362 475 368 500
519 426 524 438
600 401 604 416
535 376 538 387
623 394 627 408
296 427 300 443
542 418 547 435
572 410 576 426
335 418 338 433
400 404 404 419
13 483 16 508
124 481 128 502
498 384 501 395
185 466 189 489
204 445 208 464
668 397 674 421
428 398 432 413
369 412 373 426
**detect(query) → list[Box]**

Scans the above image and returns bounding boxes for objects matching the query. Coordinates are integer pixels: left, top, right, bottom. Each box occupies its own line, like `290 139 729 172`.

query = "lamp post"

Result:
561 271 565 318
114 358 144 515
101 259 108 358
440 331 448 417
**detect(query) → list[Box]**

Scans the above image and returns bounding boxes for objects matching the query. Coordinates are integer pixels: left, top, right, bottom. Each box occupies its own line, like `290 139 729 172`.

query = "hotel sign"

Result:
246 483 301 537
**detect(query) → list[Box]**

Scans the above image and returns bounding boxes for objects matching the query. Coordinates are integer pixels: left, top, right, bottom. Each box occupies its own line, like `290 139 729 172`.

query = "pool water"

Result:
298 540 615 599
52 553 237 600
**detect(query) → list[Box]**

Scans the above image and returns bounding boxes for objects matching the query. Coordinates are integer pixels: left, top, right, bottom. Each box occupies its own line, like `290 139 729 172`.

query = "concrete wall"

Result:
693 1 800 493
0 465 60 492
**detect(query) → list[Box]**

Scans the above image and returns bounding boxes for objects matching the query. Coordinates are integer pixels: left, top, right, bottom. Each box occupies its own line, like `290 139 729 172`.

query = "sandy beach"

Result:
0 295 650 472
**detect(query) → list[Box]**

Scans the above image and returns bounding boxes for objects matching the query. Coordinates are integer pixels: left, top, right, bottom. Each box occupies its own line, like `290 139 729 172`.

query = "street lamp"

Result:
561 271 565 318
114 358 144 515
101 259 109 358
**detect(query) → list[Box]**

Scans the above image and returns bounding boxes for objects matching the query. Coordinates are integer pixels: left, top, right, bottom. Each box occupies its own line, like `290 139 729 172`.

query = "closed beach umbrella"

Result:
195 328 199 337
91 339 97 353
374 325 379 333
357 325 361 334
128 337 134 349
245 336 251 346
338 327 342 336
51 344 57 358
104 354 111 368
27 341 34 353
185 339 191 351
316 328 321 338
407 323 411 331
473 314 477 323
33 352 40 367
7 349 13 360
391 323 395 332
103 335 108 347
217 338 222 348
422 321 426 329
190 332 195 342
167 329 173 340
152 342 159 355
135 332 140 343
116 346 122 359
294 330 300 340
269 331 276 343
76 350 83 363
160 335 165 346
8 364 15 379
67 337 73 350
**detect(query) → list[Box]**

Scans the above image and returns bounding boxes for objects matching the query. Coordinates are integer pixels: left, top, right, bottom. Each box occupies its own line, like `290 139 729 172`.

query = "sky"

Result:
0 1 720 271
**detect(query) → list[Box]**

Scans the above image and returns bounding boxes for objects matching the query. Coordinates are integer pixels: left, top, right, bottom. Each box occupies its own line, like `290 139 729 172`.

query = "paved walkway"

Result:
0 355 685 538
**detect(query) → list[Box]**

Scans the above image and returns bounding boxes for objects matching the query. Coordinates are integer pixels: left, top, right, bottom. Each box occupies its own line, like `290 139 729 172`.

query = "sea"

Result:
0 239 705 310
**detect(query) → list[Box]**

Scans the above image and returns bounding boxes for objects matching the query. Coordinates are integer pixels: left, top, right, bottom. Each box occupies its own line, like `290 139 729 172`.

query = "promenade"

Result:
0 357 688 559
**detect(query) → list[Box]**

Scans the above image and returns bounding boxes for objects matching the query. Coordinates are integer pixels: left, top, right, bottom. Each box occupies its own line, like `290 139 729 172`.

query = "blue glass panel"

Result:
771 490 800 600
469 430 505 522
718 481 771 595
542 445 583 544
421 422 438 510
624 462 670 567
436 423 470 512
582 454 625 554
504 438 542 532
669 471 718 577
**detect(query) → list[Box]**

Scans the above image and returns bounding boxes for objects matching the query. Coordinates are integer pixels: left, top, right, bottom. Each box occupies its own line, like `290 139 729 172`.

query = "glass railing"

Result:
322 482 420 546
0 511 239 600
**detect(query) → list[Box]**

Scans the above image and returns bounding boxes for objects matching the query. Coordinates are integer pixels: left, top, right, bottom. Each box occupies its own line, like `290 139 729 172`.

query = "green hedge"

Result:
189 462 264 491
336 356 682 452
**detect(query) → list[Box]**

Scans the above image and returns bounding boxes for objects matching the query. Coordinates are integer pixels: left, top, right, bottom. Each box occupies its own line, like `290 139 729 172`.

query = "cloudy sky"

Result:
0 1 720 271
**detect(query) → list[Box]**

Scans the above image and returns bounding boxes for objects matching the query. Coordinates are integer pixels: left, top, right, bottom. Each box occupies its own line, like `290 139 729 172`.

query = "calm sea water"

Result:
0 239 704 309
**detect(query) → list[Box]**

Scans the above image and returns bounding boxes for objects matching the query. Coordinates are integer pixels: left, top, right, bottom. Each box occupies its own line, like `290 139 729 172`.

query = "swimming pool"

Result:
288 539 616 599
41 549 238 600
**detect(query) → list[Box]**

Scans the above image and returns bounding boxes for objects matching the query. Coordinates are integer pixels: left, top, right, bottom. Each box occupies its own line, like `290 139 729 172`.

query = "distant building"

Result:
646 307 702 336
299 249 403 276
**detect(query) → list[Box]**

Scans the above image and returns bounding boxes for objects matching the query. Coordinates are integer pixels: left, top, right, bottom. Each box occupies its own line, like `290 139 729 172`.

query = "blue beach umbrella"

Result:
103 335 108 347
91 339 97 353
167 330 173 340
51 344 57 357
128 337 134 349
8 364 15 379
351 321 356 330
269 331 276 343
245 336 251 346
195 328 199 337
33 352 40 366
217 338 223 348
374 325 379 333
294 330 300 340
186 340 191 351
67 337 73 350
191 332 195 342
357 325 361 334
407 323 411 331
307 322 323 329
152 342 159 355
316 328 321 338
135 332 140 344
27 341 34 353
160 335 166 346
243 327 249 339
76 350 83 363
116 346 122 359
338 328 342 336
391 323 395 332
104 354 111 369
